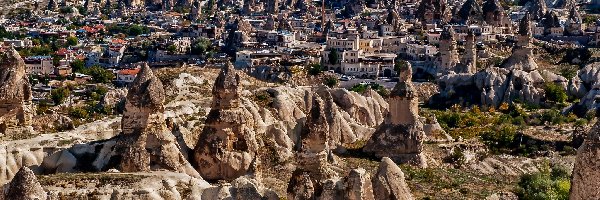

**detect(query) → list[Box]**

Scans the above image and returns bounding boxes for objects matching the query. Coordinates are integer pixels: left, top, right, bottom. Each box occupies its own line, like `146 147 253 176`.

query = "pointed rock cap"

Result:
212 61 241 108
0 46 30 102
1 45 26 73
372 157 414 200
126 63 165 108
5 167 47 200
483 0 504 14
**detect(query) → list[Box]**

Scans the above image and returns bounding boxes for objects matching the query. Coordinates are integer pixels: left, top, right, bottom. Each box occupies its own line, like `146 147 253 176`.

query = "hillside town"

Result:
2 0 600 199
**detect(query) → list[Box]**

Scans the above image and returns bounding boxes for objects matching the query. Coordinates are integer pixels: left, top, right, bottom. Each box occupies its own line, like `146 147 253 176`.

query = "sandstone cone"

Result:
119 63 199 177
193 62 259 181
4 167 46 200
372 157 414 200
0 46 33 135
570 121 600 200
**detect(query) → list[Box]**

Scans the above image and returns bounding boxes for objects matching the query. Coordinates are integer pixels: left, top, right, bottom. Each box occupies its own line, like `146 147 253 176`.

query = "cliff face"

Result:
570 121 600 200
0 47 33 136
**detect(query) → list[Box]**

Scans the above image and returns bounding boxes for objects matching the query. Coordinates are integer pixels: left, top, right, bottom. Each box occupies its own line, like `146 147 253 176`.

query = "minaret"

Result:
462 30 477 74
438 26 459 74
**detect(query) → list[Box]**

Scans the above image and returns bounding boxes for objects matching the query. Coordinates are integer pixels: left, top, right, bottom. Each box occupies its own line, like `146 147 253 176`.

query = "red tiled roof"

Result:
118 68 140 75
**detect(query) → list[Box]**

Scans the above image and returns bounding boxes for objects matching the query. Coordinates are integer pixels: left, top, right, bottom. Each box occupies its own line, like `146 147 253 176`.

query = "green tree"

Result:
307 63 323 75
70 59 85 73
81 66 115 83
191 39 212 55
328 49 339 65
167 44 178 54
394 59 409 73
51 87 71 105
66 36 78 46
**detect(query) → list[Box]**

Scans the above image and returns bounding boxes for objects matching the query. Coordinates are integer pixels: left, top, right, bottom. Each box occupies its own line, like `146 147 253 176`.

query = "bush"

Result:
68 107 90 119
545 83 568 103
51 87 71 105
516 165 570 200
324 76 338 87
481 124 518 153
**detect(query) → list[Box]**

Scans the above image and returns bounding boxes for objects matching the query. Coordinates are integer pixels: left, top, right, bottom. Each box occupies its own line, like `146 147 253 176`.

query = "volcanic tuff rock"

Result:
482 0 509 27
502 13 538 72
0 46 33 136
2 167 46 200
372 157 414 200
118 63 199 177
193 62 259 181
570 121 600 200
454 0 483 24
345 168 375 200
435 67 567 107
364 65 427 167
528 0 547 20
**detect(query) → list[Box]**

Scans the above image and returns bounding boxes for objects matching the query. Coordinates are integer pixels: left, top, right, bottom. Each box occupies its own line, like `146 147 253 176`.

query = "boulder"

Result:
372 157 414 200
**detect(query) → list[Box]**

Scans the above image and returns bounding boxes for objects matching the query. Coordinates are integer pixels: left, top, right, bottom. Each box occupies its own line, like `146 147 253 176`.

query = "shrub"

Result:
516 165 570 200
350 84 368 93
481 124 518 153
68 107 90 119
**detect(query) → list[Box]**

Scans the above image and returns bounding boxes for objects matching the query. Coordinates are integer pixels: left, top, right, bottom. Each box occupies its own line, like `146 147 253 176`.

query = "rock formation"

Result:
529 0 547 20
193 62 259 181
0 46 33 136
501 14 538 72
364 63 427 167
118 63 199 177
438 27 459 74
3 167 46 200
482 0 510 27
570 121 600 200
345 168 375 200
434 65 567 107
415 0 450 24
287 169 317 200
566 6 583 36
372 157 414 200
454 0 483 24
